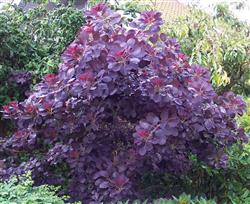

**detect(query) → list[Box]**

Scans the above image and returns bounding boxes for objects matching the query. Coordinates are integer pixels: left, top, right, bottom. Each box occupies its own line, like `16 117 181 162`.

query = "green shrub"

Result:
0 172 68 204
221 143 250 203
164 5 250 95
0 4 84 105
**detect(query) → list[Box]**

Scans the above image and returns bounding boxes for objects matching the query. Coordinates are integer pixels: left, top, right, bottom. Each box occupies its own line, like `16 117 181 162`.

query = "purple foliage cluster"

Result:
8 70 32 86
0 4 247 203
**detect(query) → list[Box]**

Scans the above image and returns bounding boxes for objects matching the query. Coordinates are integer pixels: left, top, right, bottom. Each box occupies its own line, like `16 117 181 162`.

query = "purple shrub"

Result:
0 4 247 203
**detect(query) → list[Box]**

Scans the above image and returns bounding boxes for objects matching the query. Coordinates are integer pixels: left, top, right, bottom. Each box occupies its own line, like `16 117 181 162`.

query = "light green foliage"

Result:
116 194 216 204
215 3 249 32
0 172 67 204
0 4 84 105
164 4 250 95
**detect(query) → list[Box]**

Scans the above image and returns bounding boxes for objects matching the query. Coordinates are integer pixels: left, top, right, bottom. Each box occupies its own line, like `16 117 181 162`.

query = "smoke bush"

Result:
1 4 247 203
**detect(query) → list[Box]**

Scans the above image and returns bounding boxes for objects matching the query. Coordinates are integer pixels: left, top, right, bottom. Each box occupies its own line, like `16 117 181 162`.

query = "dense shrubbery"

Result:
0 172 69 204
164 5 250 95
0 4 247 203
0 4 84 105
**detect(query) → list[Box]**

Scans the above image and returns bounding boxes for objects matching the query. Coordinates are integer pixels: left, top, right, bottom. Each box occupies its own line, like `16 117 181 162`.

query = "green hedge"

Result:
0 4 84 105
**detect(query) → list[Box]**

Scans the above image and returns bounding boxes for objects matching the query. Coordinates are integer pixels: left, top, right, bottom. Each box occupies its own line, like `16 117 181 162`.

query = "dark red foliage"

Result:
0 4 247 203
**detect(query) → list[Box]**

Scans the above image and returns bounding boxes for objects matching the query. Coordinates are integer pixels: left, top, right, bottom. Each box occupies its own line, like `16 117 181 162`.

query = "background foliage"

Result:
0 4 84 106
164 4 250 95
